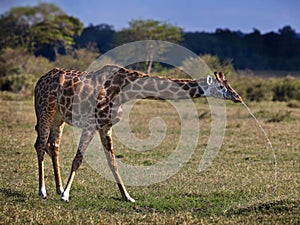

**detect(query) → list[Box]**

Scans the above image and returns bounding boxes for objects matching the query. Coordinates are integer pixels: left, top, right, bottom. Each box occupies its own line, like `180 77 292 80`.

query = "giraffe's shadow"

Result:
0 187 27 202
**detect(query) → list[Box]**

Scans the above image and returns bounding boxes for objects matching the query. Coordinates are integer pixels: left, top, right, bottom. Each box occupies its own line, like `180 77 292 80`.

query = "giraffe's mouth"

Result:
225 90 243 103
233 95 243 103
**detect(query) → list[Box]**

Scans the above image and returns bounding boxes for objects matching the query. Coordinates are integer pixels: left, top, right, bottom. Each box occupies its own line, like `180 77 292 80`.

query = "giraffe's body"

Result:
34 64 242 202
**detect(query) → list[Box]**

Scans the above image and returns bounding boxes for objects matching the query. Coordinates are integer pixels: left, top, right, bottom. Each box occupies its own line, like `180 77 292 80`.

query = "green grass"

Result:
0 92 299 224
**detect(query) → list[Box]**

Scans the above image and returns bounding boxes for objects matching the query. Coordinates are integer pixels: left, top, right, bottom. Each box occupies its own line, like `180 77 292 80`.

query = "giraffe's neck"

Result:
113 68 209 102
164 78 208 99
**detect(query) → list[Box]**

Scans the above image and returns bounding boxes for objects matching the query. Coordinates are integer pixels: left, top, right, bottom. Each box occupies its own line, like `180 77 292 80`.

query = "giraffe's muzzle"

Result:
233 94 243 103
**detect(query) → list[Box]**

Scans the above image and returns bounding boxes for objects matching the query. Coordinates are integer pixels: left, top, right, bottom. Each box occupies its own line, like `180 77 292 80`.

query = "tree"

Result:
0 3 83 60
278 25 296 37
114 19 183 73
33 13 83 60
75 23 115 53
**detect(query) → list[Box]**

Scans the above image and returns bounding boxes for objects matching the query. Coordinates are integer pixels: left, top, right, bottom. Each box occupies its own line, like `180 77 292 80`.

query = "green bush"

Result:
232 73 300 102
0 47 53 78
54 48 99 71
272 76 300 101
0 73 37 94
232 75 273 102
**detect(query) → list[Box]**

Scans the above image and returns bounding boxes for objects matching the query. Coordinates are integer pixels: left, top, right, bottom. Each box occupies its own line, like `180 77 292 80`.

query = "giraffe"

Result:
34 64 242 202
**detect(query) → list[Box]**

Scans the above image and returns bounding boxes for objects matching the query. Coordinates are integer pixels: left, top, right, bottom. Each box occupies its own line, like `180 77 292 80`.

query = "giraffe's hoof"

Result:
38 190 47 199
61 193 69 202
61 196 69 202
126 196 136 203
39 195 48 200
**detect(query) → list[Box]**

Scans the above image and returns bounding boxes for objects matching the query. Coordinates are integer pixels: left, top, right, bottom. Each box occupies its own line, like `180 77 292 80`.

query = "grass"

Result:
0 92 299 224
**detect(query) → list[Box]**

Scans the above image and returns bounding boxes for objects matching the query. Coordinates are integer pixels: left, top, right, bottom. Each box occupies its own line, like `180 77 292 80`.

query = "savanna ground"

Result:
0 91 299 224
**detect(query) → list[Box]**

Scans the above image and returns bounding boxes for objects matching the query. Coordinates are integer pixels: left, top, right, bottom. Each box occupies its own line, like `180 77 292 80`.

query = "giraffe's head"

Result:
205 72 243 103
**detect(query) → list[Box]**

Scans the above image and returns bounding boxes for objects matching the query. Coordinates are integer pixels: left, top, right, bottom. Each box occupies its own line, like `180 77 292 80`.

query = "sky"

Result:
1 0 300 33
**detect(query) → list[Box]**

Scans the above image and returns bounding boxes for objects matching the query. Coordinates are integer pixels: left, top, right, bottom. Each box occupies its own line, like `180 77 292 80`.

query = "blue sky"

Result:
1 0 299 33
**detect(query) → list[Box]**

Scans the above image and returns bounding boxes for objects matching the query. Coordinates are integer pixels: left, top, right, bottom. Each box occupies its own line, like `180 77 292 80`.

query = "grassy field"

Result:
0 91 299 224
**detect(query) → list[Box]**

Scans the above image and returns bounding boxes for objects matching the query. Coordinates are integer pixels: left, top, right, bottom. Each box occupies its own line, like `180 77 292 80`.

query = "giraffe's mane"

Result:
111 65 196 83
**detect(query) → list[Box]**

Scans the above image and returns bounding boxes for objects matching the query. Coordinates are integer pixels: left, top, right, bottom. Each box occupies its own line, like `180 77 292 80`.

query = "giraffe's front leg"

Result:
61 129 96 202
99 127 135 202
104 149 136 202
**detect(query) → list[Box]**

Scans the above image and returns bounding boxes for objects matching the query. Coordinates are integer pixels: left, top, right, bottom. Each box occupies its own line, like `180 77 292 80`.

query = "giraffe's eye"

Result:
207 75 213 85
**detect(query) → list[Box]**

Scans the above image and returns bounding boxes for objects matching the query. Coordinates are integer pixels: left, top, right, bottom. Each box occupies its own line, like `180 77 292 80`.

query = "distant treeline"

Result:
1 3 299 71
183 27 300 70
75 24 300 70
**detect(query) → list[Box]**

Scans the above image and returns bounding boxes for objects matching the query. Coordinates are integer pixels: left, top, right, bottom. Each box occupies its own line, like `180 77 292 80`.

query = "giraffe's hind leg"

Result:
34 119 52 199
47 116 65 195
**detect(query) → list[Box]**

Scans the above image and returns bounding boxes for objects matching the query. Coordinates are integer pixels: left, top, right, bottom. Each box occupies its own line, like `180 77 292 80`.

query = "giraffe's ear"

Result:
218 72 226 81
214 72 221 81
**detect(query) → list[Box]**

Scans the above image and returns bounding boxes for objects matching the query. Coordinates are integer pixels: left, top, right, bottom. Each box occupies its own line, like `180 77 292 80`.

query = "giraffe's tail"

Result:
58 73 65 89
